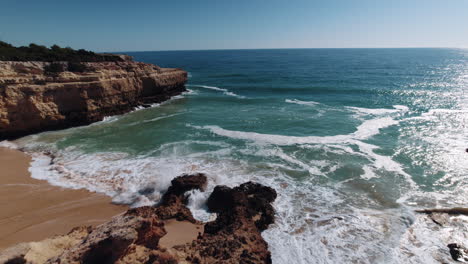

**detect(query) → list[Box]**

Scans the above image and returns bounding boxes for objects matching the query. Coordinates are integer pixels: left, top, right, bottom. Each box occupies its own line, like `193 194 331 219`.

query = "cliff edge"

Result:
0 58 187 139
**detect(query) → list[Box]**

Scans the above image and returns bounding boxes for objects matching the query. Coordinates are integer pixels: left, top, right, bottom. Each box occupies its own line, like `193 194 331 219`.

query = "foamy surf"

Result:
186 84 246 98
285 99 320 106
18 140 422 263
0 140 19 149
191 116 399 145
347 105 409 116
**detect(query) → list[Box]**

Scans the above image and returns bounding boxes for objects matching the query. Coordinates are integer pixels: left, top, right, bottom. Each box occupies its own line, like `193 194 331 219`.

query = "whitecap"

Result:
183 88 198 95
353 117 399 140
186 84 245 98
361 165 377 180
0 140 18 149
192 116 398 145
347 105 408 116
285 99 320 106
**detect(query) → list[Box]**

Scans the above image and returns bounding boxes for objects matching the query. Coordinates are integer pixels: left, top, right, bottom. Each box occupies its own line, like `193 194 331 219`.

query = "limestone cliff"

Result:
0 59 187 139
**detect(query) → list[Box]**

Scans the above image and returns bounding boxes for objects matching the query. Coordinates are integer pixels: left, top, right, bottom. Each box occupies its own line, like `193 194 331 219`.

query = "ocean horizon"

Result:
110 47 466 54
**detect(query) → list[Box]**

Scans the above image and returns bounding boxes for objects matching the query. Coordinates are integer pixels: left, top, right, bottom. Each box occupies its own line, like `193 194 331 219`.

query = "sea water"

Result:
12 49 468 263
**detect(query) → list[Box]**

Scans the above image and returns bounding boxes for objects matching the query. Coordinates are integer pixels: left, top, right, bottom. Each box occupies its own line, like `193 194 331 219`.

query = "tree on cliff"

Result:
0 41 123 62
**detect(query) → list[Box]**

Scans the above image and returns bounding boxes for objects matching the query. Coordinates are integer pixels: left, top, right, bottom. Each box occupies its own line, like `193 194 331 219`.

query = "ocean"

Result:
12 49 468 263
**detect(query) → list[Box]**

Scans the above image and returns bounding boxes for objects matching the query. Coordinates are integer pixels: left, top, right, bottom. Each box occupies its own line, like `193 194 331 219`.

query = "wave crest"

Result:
186 84 246 98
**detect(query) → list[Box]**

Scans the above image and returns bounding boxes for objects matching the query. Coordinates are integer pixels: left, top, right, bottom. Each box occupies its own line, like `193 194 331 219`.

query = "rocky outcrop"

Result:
448 243 468 262
176 182 277 263
0 174 277 264
0 58 187 139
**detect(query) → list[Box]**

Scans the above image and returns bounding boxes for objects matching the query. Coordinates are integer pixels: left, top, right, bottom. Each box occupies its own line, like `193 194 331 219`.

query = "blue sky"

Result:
1 0 467 52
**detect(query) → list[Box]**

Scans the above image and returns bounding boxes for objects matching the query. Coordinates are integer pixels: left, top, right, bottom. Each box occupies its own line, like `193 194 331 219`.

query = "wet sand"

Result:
160 219 204 248
0 147 127 249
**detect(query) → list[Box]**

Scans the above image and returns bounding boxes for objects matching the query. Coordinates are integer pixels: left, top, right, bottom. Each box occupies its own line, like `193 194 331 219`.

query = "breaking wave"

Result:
186 84 246 98
285 99 320 106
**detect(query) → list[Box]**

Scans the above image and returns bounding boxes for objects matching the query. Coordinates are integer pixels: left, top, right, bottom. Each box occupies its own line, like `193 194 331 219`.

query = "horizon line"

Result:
108 46 467 53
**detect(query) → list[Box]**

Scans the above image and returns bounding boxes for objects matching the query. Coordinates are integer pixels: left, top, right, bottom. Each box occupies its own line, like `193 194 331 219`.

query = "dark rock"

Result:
415 207 468 216
448 243 468 262
4 256 26 264
182 181 277 263
161 173 208 204
206 182 277 232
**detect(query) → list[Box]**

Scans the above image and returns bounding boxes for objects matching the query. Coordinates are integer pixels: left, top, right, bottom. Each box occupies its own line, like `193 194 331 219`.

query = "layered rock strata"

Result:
0 174 277 264
0 59 187 139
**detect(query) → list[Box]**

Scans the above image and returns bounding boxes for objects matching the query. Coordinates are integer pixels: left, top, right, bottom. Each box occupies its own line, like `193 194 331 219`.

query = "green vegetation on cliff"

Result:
0 41 123 62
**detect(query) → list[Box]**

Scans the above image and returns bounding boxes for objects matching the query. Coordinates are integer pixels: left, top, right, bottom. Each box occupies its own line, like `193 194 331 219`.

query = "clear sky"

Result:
1 0 467 52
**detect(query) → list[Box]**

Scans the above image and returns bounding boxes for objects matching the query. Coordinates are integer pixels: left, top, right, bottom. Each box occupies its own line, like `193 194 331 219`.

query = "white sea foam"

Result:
95 115 121 125
398 213 468 264
186 84 246 98
0 140 18 149
190 110 414 188
133 105 146 111
285 99 320 106
361 165 377 179
189 116 406 183
192 116 398 145
347 105 409 116
184 88 198 95
25 145 255 207
260 175 423 264
353 141 415 187
21 138 420 263
192 121 413 185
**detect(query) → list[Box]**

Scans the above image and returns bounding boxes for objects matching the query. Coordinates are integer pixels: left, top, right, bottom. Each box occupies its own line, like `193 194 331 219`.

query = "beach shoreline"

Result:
0 147 128 249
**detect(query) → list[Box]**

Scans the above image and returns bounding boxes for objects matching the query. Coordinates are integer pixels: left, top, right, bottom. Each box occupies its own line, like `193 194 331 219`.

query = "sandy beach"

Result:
0 147 127 249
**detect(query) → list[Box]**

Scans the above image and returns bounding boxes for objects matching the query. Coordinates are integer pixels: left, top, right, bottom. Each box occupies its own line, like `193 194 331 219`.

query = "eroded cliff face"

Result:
0 59 187 139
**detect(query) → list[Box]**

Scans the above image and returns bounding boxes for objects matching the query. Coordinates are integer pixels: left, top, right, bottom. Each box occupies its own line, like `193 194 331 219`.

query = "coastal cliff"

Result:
0 59 187 139
0 174 277 264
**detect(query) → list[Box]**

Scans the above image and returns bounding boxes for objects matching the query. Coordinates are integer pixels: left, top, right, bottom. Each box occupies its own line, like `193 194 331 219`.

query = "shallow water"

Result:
13 48 468 263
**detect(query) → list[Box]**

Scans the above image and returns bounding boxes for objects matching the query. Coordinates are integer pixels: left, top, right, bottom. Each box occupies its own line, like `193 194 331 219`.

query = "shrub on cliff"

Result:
44 62 64 75
0 41 123 62
67 62 91 72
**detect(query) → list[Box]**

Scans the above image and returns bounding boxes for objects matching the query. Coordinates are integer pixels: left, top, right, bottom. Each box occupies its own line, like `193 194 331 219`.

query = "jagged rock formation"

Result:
0 58 187 139
175 182 277 263
0 174 277 264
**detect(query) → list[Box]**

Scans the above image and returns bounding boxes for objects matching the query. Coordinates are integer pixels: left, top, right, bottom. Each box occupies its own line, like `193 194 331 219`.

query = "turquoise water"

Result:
15 49 468 263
